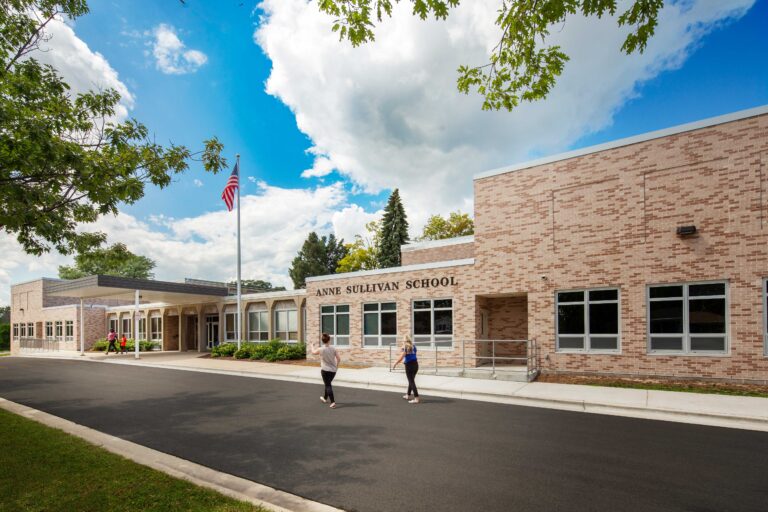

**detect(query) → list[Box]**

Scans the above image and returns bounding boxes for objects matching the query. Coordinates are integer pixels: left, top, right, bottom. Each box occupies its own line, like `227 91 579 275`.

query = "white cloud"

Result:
0 181 373 305
193 179 204 187
255 0 754 231
32 16 134 120
152 24 208 75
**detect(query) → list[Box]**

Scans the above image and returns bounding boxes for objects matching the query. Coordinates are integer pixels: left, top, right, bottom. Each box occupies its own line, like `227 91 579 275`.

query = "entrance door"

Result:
186 316 198 350
206 315 219 349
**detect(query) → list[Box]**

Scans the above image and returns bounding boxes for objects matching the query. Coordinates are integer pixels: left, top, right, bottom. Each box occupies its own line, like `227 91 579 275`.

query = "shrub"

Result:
212 339 307 362
211 342 238 358
92 339 156 352
0 323 9 351
91 339 109 351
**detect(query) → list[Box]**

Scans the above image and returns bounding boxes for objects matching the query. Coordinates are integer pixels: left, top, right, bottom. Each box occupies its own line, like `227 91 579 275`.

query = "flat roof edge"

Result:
401 235 474 252
306 258 475 283
474 104 768 181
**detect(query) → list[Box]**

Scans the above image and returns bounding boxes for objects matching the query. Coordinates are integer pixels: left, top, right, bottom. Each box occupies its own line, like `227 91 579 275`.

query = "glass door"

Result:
206 315 219 349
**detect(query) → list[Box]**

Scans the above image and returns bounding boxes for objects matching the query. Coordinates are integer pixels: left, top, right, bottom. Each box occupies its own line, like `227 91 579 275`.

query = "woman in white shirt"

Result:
311 333 341 409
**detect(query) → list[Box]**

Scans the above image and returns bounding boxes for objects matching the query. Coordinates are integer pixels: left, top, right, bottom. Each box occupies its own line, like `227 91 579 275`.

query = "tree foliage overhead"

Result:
336 220 381 274
418 211 473 241
230 279 287 292
378 189 409 268
289 232 348 288
58 242 156 280
0 1 226 256
319 0 664 111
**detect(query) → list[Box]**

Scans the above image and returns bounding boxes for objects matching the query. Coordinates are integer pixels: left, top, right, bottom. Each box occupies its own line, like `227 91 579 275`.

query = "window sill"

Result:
647 351 730 357
556 350 621 355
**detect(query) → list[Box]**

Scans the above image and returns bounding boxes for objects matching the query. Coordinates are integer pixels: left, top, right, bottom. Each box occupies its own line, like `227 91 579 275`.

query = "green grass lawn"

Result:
0 409 269 512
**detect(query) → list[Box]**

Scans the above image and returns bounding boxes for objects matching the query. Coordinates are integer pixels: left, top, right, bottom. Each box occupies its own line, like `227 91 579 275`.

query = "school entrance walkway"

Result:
0 358 766 512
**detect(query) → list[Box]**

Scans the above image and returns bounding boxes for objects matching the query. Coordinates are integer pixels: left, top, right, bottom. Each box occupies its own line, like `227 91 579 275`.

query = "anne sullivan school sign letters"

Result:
315 276 459 297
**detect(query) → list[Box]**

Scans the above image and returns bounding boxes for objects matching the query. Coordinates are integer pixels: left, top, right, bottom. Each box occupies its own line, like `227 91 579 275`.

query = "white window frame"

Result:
647 280 729 355
412 298 453 349
320 304 350 346
224 311 237 342
45 321 53 340
138 317 146 341
54 321 63 341
121 317 131 338
19 323 26 338
27 323 34 338
362 302 397 348
247 307 269 342
12 323 18 340
555 287 621 353
65 320 74 342
108 317 118 336
150 316 162 342
274 308 298 343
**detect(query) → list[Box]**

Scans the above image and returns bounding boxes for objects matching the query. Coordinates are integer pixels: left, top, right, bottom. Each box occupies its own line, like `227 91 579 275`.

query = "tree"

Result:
0 305 10 324
0 1 226 256
418 211 474 241
319 0 664 111
289 232 348 288
378 189 409 268
336 220 381 273
58 243 156 279
231 279 287 292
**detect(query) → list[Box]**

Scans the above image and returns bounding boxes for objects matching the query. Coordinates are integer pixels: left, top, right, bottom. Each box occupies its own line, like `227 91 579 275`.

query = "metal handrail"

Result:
388 339 539 381
18 337 61 352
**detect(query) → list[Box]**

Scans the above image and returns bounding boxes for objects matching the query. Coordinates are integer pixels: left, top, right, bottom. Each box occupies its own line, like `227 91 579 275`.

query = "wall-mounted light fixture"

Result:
676 225 697 237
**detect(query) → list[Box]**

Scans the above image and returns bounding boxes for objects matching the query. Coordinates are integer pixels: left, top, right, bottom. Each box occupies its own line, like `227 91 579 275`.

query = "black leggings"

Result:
106 341 118 354
321 370 336 403
405 361 419 398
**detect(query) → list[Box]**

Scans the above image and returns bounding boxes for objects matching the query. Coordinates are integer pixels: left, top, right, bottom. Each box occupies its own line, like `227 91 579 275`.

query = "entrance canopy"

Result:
46 275 230 305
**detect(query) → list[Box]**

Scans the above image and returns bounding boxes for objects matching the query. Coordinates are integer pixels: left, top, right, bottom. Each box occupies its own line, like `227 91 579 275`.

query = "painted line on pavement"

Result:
0 397 343 512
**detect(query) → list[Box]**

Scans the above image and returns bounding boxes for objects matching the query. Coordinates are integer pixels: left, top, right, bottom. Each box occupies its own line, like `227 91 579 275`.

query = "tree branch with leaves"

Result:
319 0 664 111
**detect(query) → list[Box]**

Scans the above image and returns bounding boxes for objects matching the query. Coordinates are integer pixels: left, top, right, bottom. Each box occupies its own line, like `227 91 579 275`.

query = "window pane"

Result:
558 336 584 349
689 283 725 297
260 311 268 328
413 300 431 309
321 314 334 335
689 298 726 334
288 311 298 331
363 313 378 335
336 313 350 336
650 286 683 299
434 299 452 309
690 336 726 352
650 336 683 351
557 304 584 335
589 303 618 335
434 309 453 335
336 305 349 313
363 336 379 347
557 291 584 303
649 300 683 333
381 312 397 336
363 303 378 312
321 306 334 313
381 302 396 311
589 289 617 301
590 337 618 350
414 311 431 335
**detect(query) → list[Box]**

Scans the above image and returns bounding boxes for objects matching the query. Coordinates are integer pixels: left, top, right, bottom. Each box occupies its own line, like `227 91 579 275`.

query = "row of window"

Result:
12 321 74 341
321 299 453 348
108 317 162 341
556 282 729 354
223 308 300 342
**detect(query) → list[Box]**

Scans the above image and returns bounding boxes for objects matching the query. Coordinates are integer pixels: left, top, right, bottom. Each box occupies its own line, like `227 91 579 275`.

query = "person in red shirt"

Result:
120 335 127 354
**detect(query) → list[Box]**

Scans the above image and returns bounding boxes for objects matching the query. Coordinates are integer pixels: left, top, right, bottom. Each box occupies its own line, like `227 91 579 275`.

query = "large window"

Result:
150 316 162 342
321 305 349 346
224 309 237 341
12 324 18 340
248 305 269 341
363 302 397 347
108 317 118 336
138 317 146 341
557 288 620 352
18 323 25 338
27 323 34 338
413 299 453 348
45 321 53 339
274 302 298 342
65 320 74 342
121 317 131 338
648 282 727 354
54 321 63 340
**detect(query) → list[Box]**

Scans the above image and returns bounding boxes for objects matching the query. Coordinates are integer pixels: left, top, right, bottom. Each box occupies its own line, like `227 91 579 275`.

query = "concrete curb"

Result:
0 397 342 512
95 358 768 432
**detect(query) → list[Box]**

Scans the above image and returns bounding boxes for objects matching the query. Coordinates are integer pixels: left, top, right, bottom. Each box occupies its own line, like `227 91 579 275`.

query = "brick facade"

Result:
401 237 474 265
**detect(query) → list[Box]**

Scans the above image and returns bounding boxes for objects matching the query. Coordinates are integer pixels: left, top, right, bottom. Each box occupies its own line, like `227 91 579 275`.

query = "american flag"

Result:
221 161 239 211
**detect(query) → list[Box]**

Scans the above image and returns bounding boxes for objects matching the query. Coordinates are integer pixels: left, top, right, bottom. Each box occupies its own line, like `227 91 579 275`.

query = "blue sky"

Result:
0 0 766 303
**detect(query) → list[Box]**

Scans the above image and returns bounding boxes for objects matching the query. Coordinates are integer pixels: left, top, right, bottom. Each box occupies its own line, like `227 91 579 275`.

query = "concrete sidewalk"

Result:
19 351 768 432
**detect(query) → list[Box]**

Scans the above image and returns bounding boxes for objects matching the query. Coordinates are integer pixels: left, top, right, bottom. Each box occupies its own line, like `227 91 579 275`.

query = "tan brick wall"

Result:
473 112 768 381
401 241 474 266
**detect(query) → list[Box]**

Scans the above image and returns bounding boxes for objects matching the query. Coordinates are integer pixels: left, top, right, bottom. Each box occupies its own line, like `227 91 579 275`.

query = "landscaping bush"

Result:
212 340 306 362
1 323 11 351
91 339 157 352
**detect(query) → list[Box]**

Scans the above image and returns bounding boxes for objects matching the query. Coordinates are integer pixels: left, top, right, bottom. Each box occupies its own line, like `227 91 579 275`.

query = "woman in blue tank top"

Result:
392 335 419 403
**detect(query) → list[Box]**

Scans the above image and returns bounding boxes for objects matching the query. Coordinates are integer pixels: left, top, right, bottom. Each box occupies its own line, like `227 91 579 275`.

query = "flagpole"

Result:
236 154 242 351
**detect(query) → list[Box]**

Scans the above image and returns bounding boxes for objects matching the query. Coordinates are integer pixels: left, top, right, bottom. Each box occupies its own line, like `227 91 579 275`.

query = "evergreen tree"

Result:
378 189 409 268
289 232 348 288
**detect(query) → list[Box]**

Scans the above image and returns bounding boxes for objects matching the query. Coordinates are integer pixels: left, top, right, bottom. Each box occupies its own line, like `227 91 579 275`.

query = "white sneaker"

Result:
408 398 420 404
320 396 327 403
402 394 412 400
